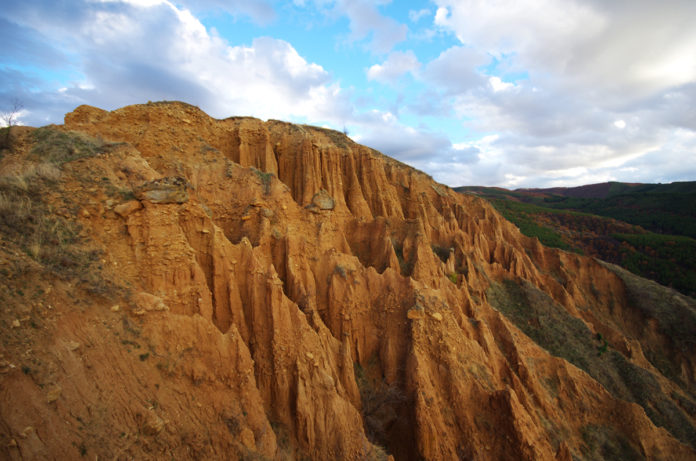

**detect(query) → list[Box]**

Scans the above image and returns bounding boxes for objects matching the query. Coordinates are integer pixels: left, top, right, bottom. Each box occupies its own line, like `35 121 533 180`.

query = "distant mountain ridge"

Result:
519 181 645 199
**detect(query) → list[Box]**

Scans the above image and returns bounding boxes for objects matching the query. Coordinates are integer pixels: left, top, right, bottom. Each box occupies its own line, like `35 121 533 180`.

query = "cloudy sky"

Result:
2 0 695 188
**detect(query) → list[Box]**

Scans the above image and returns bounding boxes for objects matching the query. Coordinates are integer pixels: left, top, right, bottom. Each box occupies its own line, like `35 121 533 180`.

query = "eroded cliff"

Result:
1 102 695 460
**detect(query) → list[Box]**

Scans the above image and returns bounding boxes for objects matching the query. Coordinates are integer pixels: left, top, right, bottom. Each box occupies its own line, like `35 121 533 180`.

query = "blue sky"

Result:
2 0 695 188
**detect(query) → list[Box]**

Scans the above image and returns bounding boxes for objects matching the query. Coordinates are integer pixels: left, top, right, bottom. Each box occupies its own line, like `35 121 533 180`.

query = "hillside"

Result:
1 102 696 460
456 184 696 297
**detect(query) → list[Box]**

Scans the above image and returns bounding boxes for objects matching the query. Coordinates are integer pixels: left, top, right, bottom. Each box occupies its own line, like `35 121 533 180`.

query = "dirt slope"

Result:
1 102 695 460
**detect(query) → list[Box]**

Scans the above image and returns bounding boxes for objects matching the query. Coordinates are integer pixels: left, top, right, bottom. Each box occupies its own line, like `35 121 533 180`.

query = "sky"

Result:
1 0 695 188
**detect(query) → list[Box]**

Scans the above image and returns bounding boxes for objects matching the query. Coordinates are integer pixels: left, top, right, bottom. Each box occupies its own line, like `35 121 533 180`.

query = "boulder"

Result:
134 176 190 204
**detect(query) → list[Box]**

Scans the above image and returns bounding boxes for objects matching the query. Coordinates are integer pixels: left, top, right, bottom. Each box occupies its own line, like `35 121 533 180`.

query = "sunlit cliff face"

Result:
0 102 694 460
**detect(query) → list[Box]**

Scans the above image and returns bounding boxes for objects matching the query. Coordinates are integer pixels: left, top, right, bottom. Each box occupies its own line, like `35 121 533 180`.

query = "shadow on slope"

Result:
488 278 696 452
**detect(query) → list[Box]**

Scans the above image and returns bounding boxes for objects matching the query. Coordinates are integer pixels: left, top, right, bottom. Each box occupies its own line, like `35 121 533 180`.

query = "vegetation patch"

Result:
612 232 696 296
431 184 447 197
0 127 11 156
490 199 574 252
538 184 696 239
199 143 220 155
487 278 696 448
598 261 696 383
334 264 348 279
30 127 115 165
250 167 273 194
580 424 644 461
0 173 102 288
390 237 411 276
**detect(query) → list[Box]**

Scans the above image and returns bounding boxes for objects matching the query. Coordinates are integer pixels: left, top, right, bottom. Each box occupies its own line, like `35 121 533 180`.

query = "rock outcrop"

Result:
0 101 695 460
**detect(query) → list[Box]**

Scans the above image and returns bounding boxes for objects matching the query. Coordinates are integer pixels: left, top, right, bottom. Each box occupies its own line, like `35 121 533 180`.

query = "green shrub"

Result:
250 167 273 194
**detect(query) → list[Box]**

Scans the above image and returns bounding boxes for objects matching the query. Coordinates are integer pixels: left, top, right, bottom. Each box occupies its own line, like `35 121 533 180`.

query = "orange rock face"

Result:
0 101 695 460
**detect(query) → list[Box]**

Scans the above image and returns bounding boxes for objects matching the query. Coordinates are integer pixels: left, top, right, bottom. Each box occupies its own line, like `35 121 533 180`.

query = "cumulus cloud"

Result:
0 0 351 126
433 0 696 99
422 0 696 187
367 51 419 84
616 129 696 183
419 46 487 95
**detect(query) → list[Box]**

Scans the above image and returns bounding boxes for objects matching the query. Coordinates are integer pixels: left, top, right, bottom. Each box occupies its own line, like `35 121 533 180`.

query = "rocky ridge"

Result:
0 101 695 460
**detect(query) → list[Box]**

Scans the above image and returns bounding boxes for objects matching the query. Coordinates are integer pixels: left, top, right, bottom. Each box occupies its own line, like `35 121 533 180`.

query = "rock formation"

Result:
0 101 695 460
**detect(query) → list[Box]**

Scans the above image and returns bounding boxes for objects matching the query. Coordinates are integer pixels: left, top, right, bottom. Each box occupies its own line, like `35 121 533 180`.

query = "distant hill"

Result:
520 181 644 199
456 181 696 297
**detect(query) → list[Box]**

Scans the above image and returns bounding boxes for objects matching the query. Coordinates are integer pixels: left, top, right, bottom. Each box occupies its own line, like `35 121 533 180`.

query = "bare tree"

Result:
1 99 23 152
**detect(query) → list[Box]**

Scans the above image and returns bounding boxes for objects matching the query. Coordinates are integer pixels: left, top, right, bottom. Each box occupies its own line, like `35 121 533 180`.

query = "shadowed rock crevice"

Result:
345 218 399 274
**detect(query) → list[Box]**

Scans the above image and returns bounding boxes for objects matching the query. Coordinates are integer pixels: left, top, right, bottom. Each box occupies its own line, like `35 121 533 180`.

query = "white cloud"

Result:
299 0 408 53
417 1 696 187
116 0 162 7
419 46 487 94
354 110 464 164
1 0 351 127
433 0 696 99
434 7 449 25
336 0 408 53
489 76 513 92
408 8 430 22
1 0 446 178
367 51 419 84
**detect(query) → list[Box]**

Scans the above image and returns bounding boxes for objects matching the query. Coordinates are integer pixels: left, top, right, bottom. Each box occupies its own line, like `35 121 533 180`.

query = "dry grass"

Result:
30 126 116 165
0 161 110 294
0 191 31 218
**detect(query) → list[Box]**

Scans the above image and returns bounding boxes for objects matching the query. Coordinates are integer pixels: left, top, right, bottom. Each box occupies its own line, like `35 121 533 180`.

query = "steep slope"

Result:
1 102 695 460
